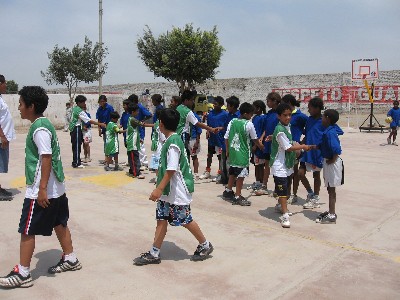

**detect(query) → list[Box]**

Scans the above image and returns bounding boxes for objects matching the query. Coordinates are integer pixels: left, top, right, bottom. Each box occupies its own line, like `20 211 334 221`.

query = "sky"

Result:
1 0 399 89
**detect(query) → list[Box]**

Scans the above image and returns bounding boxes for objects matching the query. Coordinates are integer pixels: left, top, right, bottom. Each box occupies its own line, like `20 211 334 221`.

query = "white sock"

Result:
283 213 290 219
64 252 77 263
328 213 336 219
150 246 160 258
225 188 232 192
18 264 30 277
200 240 210 249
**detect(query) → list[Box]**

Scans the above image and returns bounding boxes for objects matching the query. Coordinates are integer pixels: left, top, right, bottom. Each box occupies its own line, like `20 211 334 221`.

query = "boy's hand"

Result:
37 189 50 208
210 127 219 134
149 188 162 202
0 136 9 149
264 135 272 142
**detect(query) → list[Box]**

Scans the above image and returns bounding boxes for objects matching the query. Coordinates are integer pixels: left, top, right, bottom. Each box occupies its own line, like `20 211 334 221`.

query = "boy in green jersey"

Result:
134 108 213 265
104 112 125 171
222 102 265 206
0 87 81 289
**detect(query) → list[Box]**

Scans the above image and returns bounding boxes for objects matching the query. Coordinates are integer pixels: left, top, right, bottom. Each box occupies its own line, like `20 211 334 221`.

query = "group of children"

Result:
0 86 344 288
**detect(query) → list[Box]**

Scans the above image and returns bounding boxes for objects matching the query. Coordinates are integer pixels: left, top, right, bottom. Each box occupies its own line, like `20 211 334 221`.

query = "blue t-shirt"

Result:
222 110 240 150
207 109 228 148
153 104 164 123
290 109 308 142
262 109 279 154
301 116 324 168
96 103 114 134
319 125 344 159
137 103 152 140
252 114 265 158
120 111 130 142
387 107 400 127
190 113 202 140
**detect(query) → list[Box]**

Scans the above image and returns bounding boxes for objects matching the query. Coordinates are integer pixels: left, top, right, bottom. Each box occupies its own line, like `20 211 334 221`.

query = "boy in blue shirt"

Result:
120 99 132 147
316 109 344 224
387 100 400 146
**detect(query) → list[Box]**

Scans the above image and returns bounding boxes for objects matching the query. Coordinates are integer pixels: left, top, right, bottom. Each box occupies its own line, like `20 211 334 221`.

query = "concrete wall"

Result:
6 70 400 128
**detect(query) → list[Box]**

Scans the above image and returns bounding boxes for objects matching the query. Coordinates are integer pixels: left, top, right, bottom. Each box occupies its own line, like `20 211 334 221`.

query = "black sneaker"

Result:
316 211 337 223
48 257 82 274
222 190 235 200
133 252 161 266
0 188 12 197
232 195 251 206
0 265 33 288
191 243 214 261
319 214 337 224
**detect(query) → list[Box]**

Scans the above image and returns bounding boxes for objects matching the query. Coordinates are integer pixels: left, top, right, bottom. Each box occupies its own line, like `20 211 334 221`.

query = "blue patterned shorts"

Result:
156 201 193 226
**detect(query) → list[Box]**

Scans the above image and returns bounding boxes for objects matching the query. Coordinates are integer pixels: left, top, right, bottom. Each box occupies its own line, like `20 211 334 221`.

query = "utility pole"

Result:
99 0 103 96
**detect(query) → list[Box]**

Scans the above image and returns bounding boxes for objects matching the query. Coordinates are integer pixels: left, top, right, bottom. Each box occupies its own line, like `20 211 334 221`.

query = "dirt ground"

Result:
0 124 399 299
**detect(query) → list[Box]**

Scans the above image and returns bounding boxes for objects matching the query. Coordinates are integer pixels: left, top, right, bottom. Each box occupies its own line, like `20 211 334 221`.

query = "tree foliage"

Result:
137 24 224 93
5 80 18 94
41 36 108 101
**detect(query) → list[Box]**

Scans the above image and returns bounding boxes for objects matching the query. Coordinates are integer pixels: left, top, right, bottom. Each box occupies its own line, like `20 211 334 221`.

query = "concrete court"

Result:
0 126 399 300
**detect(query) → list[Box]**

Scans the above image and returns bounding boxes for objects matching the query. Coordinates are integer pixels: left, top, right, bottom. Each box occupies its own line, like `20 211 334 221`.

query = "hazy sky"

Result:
1 0 399 88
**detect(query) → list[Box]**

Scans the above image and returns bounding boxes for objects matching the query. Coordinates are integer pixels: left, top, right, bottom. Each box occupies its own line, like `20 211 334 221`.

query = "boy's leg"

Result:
182 221 206 244
274 176 291 228
183 220 213 261
127 150 133 174
153 220 168 249
192 155 199 174
327 187 336 215
313 171 321 197
20 234 35 268
235 177 244 197
54 224 73 255
392 128 398 144
292 163 300 196
133 150 142 176
220 151 228 184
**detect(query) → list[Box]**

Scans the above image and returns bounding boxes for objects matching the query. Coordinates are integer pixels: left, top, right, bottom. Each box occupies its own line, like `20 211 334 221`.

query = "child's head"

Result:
122 99 131 111
266 92 281 109
128 94 139 104
170 95 181 109
151 94 163 107
181 90 195 108
66 102 71 108
308 97 324 117
226 96 240 113
239 102 254 120
18 86 49 118
127 103 139 117
213 96 224 111
281 94 300 110
393 100 399 108
75 95 87 109
110 111 120 122
0 75 5 94
322 109 339 127
159 108 180 133
98 94 107 107
252 100 266 115
276 103 292 126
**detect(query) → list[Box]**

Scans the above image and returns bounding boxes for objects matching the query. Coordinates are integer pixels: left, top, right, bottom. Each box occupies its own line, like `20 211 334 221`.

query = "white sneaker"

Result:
280 215 291 228
303 199 320 209
76 165 85 169
194 173 200 180
212 174 222 182
199 171 210 180
387 137 391 145
287 194 299 204
393 141 398 146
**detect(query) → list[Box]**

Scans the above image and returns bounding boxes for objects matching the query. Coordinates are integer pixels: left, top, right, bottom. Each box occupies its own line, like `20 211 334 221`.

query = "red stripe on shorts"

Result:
24 199 35 234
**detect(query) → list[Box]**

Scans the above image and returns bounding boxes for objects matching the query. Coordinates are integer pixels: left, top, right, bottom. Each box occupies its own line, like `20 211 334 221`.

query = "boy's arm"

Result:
37 154 52 208
149 170 175 201
225 139 229 157
195 121 219 133
0 127 8 149
252 138 265 152
326 153 338 165
90 119 106 128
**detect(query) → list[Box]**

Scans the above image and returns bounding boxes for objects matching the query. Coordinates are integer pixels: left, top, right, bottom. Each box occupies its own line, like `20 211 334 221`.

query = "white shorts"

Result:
253 155 265 166
305 162 322 172
83 130 92 143
323 157 344 187
189 139 201 156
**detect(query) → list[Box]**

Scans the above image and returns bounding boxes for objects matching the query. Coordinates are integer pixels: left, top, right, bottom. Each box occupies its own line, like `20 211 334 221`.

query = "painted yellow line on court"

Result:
80 173 134 187
11 176 72 189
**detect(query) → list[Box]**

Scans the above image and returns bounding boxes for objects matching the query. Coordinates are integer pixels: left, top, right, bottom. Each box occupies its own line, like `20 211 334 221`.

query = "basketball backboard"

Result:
352 58 379 80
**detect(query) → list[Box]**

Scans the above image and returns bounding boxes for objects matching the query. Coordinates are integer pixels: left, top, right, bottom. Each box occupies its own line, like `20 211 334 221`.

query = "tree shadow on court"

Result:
160 241 191 261
31 249 63 279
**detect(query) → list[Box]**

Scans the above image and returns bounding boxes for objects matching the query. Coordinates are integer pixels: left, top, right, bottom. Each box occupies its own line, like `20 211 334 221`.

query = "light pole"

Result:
99 0 103 96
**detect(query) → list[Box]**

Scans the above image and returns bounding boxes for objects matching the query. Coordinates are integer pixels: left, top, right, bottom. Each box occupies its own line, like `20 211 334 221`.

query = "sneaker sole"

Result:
48 263 82 274
190 247 214 262
133 259 161 266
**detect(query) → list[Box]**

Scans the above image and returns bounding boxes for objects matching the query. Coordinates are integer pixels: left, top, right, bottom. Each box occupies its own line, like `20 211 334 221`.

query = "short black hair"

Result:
151 94 163 104
226 96 240 109
323 109 339 125
98 94 107 102
252 100 266 114
214 96 224 106
123 99 131 105
309 97 324 110
266 92 281 104
110 111 120 120
0 75 5 83
18 86 49 114
276 103 292 115
127 103 139 114
128 94 139 103
171 95 182 106
239 102 254 115
75 95 87 104
159 108 180 131
282 94 300 107
393 100 399 106
181 90 195 101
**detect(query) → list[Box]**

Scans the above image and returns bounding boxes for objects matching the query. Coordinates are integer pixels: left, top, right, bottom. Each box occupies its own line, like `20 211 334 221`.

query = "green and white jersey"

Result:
25 117 65 199
157 133 194 205
68 106 90 132
105 121 120 155
176 104 198 135
151 120 160 152
225 118 257 168
126 117 141 151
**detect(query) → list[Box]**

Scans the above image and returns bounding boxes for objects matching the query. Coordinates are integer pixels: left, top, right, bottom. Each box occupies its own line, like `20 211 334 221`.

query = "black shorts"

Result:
273 176 290 198
265 153 271 161
228 166 249 177
18 193 69 236
207 145 216 155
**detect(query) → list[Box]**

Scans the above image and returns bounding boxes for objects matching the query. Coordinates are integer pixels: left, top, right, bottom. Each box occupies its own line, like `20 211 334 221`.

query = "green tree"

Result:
137 24 224 93
41 36 108 101
5 80 18 94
